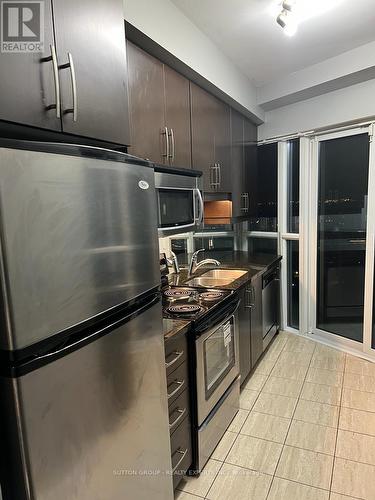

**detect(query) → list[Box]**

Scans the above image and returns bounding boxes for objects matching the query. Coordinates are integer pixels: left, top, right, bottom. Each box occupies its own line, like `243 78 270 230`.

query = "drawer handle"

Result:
169 407 187 429
165 350 184 369
167 379 185 399
172 448 188 474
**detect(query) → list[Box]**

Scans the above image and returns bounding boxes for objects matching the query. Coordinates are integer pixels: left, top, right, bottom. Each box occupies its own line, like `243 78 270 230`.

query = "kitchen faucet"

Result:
166 251 180 274
188 249 220 277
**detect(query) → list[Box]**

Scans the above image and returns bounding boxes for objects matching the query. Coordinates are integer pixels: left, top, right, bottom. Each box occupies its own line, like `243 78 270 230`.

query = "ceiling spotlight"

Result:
276 10 288 28
277 8 298 35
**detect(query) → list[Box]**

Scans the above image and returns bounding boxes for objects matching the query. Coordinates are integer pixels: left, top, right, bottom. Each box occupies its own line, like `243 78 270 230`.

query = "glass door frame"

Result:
279 137 310 336
307 125 375 360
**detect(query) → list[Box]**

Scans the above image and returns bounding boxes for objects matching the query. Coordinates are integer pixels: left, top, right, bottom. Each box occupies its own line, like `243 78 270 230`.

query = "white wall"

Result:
259 78 375 140
124 0 264 123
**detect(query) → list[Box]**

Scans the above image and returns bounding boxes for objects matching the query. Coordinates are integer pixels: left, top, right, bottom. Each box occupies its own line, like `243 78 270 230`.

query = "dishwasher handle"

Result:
262 266 279 289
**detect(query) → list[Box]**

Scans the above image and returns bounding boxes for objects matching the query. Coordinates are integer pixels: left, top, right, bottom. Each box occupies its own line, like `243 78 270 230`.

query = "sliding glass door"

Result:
310 130 371 346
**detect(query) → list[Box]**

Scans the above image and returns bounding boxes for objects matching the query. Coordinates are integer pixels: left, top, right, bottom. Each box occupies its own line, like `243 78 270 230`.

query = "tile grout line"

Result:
264 336 318 499
328 352 347 497
203 336 289 499
205 333 291 499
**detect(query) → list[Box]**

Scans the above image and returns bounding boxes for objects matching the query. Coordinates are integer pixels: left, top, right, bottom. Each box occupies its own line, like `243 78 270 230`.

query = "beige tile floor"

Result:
175 331 375 500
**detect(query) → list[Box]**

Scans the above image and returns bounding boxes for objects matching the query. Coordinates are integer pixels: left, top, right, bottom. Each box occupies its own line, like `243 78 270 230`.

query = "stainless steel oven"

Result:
196 309 239 425
155 168 203 236
193 296 240 471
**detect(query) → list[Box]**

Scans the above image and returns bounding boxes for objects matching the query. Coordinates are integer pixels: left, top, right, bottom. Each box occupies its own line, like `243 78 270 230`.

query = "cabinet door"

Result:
52 0 130 145
238 286 252 386
214 99 231 192
251 276 263 367
0 2 60 131
231 109 245 217
244 119 258 216
190 83 215 191
127 42 166 162
164 65 192 169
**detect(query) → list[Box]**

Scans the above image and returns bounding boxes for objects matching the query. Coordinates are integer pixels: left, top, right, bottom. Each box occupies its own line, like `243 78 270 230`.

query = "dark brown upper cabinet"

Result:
0 1 60 131
127 42 165 162
190 83 231 193
52 0 130 145
0 0 130 146
244 117 258 217
127 41 191 168
231 109 245 218
164 65 192 168
230 110 257 218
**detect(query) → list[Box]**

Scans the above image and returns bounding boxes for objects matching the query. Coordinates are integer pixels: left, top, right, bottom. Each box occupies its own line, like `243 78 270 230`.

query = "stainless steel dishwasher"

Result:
262 265 280 349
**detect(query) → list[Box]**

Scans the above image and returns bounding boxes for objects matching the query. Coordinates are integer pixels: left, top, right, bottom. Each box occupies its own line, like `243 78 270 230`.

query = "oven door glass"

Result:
203 318 235 399
158 188 195 229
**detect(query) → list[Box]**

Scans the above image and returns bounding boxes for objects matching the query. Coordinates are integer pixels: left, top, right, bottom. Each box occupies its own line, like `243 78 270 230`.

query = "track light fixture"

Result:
276 0 298 36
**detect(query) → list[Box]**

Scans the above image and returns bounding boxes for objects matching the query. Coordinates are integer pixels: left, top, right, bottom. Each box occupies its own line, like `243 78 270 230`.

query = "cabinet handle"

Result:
210 164 218 189
241 193 249 213
213 163 220 189
43 45 61 118
162 127 169 159
165 350 184 369
60 53 78 122
245 287 252 309
169 407 187 430
167 379 185 399
172 448 188 473
168 128 175 163
217 163 221 188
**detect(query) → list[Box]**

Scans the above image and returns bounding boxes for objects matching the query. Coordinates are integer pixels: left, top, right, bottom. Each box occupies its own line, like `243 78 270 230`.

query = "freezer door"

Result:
0 147 160 351
0 302 173 500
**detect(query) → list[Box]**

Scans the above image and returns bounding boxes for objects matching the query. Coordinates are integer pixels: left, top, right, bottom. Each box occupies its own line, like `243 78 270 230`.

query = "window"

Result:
248 237 278 255
249 143 278 232
171 238 188 256
287 240 299 329
287 139 300 233
316 133 369 342
194 236 234 252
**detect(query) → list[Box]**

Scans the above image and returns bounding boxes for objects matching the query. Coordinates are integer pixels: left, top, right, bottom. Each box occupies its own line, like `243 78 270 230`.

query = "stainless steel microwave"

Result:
155 167 203 236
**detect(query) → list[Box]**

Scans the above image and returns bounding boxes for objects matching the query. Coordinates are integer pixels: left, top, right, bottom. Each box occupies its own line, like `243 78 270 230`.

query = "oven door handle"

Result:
195 298 240 338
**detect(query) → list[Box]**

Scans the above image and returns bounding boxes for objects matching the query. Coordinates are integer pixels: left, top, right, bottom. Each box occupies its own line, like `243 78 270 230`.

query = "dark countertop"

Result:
163 318 191 341
162 252 282 340
167 251 282 290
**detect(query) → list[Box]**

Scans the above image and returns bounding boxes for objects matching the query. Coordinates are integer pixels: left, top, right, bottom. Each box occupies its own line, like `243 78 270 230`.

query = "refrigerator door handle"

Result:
23 294 160 368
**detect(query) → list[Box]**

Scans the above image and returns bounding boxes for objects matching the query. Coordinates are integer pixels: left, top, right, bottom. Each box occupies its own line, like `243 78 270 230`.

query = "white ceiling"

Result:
171 0 375 86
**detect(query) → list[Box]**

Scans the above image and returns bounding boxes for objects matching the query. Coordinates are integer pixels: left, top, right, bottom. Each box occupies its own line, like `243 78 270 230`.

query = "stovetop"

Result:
162 286 233 321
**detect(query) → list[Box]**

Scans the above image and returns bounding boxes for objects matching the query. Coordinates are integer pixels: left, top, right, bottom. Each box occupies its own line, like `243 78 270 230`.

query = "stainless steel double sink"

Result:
185 269 248 287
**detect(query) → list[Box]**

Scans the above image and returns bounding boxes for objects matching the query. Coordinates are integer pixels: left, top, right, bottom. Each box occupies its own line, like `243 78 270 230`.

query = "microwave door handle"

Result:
194 188 204 226
158 222 196 232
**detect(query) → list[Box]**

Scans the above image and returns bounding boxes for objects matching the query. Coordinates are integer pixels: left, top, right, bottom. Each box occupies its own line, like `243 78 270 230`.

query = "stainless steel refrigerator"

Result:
0 140 173 500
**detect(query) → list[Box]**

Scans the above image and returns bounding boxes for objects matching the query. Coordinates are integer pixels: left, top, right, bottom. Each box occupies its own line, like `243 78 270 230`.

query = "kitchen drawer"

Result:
170 413 192 490
169 389 190 435
165 332 187 376
167 361 188 405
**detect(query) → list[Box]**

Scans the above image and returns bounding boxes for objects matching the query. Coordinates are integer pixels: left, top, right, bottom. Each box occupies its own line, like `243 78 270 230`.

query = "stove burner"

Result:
167 304 203 314
164 289 193 299
200 291 224 301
